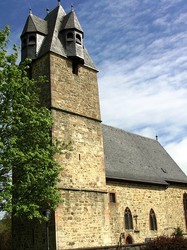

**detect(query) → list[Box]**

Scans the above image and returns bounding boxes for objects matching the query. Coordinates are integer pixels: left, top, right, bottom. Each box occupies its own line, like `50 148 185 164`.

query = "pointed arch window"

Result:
183 193 187 229
150 209 157 231
124 207 133 230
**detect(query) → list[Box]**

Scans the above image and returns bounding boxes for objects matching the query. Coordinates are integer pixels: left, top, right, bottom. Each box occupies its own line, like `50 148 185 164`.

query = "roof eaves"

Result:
164 178 187 185
106 176 168 186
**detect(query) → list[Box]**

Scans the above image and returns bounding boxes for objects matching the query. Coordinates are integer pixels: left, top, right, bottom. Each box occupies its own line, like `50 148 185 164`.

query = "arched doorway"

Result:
125 234 133 244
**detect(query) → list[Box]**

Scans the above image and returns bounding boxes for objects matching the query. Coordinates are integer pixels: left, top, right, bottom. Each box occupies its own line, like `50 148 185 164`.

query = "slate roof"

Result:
21 14 48 37
39 5 67 58
21 4 97 71
103 124 187 185
61 10 84 33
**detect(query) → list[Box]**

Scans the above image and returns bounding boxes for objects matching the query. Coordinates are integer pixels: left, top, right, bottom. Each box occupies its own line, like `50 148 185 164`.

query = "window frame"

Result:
28 35 36 45
109 192 116 204
76 33 82 45
124 207 133 230
149 208 157 231
67 32 74 42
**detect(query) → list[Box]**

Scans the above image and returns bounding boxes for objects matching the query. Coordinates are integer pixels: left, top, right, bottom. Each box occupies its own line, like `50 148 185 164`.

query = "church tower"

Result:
14 2 110 249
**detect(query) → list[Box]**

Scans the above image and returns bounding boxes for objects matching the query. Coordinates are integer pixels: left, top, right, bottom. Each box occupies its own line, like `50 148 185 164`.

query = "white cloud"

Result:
91 0 187 176
166 138 187 175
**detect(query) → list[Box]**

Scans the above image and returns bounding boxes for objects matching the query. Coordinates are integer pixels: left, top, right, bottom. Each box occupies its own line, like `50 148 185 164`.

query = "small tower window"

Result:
67 32 74 42
28 36 36 45
76 34 81 45
124 207 133 230
150 209 157 231
72 61 79 75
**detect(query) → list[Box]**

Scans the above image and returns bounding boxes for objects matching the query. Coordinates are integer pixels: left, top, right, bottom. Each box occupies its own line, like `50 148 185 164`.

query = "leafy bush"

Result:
144 235 187 250
172 227 183 237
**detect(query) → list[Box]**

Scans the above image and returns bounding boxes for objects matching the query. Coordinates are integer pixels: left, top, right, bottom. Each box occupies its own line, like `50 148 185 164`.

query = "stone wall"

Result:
52 110 106 190
31 53 51 107
106 181 187 244
31 53 107 191
49 54 110 249
55 190 110 249
50 54 101 121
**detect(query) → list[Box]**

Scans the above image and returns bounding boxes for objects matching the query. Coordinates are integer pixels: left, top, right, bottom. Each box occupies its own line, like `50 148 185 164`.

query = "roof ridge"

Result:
45 5 66 53
30 15 37 32
102 124 157 142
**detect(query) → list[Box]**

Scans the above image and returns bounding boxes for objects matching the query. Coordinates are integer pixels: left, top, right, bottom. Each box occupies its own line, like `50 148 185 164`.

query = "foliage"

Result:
0 213 11 250
144 235 187 250
0 26 62 221
172 227 183 237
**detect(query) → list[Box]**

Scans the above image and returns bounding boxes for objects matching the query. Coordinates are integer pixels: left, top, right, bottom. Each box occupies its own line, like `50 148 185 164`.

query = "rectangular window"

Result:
72 61 79 75
109 192 116 203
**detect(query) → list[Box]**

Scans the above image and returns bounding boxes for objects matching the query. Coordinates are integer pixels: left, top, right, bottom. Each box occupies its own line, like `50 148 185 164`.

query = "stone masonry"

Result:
32 53 111 249
107 181 187 244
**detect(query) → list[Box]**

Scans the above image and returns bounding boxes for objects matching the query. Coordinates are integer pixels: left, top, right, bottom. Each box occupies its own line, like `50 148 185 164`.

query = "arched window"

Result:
124 207 133 230
76 34 81 45
67 32 74 41
183 193 187 229
28 36 36 44
150 209 157 231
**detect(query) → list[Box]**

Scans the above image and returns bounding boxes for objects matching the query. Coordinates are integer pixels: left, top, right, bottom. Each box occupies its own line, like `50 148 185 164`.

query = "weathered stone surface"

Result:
50 54 101 121
52 110 106 190
107 181 187 244
49 54 109 249
55 190 110 249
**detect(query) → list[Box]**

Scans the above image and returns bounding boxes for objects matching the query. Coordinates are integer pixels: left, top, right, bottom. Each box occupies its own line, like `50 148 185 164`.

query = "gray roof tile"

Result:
61 10 84 33
38 5 66 57
37 5 97 71
21 14 48 37
103 124 187 185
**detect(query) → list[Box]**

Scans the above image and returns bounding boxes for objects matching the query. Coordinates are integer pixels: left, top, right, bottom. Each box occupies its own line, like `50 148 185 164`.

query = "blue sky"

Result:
1 0 187 175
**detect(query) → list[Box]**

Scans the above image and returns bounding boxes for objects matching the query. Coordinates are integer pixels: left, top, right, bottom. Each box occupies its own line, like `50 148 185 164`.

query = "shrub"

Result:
144 235 187 250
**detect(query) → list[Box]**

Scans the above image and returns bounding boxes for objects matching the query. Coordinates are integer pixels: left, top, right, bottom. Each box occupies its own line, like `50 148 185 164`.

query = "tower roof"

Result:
39 4 67 57
21 14 48 37
21 4 97 71
61 10 84 33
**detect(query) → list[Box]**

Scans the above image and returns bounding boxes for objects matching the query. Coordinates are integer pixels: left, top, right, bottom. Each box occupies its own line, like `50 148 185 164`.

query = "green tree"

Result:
0 26 61 221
